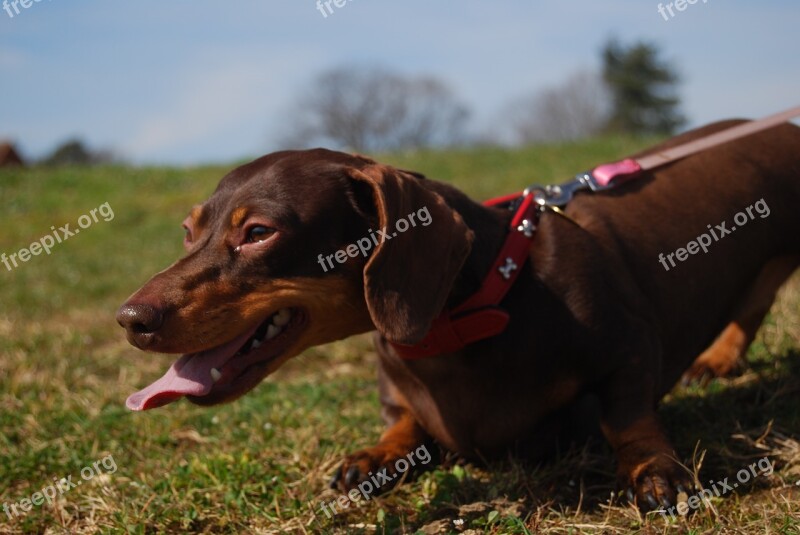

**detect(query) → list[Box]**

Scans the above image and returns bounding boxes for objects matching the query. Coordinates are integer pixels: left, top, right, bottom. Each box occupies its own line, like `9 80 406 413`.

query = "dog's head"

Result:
118 149 473 410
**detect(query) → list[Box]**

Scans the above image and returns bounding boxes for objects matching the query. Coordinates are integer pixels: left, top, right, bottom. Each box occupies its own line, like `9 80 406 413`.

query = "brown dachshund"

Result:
117 119 800 511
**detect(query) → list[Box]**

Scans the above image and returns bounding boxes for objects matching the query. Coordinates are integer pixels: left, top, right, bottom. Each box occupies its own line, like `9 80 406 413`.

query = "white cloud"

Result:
122 62 270 158
114 37 325 163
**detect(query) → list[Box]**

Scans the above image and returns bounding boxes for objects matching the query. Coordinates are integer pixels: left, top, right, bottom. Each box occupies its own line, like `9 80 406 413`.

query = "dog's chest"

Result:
384 352 575 455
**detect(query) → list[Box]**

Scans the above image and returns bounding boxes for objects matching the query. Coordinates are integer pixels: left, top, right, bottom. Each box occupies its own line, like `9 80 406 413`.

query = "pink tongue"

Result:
126 326 258 411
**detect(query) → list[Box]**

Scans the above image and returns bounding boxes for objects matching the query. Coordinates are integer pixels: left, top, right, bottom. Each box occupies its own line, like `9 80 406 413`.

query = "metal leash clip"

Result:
522 173 594 208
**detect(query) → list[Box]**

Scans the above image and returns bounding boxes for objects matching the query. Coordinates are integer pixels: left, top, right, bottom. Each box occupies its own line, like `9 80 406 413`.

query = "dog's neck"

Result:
421 180 514 309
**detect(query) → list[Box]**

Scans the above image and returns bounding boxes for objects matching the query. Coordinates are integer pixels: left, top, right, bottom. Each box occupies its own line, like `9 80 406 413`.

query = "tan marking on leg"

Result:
685 255 800 382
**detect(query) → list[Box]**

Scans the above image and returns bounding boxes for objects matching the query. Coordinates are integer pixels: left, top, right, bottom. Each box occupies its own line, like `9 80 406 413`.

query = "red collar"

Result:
389 191 540 359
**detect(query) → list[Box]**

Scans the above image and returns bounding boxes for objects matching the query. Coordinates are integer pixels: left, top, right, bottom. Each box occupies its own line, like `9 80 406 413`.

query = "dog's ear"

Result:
346 165 473 345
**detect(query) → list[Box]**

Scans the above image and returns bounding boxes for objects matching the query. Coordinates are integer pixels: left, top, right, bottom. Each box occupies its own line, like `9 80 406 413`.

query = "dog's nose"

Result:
116 303 164 349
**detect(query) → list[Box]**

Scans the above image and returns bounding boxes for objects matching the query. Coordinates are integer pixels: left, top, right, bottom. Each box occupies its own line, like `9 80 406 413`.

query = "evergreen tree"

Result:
602 39 685 135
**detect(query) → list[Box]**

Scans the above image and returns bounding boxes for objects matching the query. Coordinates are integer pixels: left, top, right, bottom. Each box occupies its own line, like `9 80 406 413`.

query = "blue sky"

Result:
1 0 798 165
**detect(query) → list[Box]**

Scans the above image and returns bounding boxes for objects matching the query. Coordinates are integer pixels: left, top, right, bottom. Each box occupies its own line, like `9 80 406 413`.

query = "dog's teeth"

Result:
210 368 222 383
273 308 292 327
266 324 281 340
251 339 262 349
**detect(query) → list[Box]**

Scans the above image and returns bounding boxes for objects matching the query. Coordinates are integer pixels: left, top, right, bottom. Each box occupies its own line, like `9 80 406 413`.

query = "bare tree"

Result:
508 71 610 144
281 67 469 152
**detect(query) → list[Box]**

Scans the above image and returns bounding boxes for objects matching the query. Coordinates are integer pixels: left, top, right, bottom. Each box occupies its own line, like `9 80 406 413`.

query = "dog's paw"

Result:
620 455 694 513
682 336 745 386
329 444 414 496
681 353 742 385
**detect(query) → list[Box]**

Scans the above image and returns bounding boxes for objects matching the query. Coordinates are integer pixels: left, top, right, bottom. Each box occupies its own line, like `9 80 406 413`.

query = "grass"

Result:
0 138 798 534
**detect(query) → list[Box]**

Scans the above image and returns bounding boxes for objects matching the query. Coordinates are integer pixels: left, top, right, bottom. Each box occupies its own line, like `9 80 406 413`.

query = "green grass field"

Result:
1 139 799 534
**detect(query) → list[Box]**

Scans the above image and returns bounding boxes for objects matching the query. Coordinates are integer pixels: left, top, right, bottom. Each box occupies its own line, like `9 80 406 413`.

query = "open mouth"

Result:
126 307 308 411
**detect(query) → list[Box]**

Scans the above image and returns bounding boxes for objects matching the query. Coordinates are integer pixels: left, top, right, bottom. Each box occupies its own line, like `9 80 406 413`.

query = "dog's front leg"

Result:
330 365 434 495
598 336 694 511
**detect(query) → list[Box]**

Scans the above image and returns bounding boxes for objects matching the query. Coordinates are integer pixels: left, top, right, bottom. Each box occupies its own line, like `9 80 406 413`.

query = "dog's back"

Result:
565 120 800 392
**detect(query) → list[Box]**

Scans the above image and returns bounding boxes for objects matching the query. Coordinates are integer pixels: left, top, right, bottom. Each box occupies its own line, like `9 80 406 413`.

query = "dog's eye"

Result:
246 225 274 243
183 226 192 244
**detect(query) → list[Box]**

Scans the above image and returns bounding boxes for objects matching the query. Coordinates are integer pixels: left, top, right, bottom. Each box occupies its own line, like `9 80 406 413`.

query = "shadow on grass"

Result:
384 351 800 531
